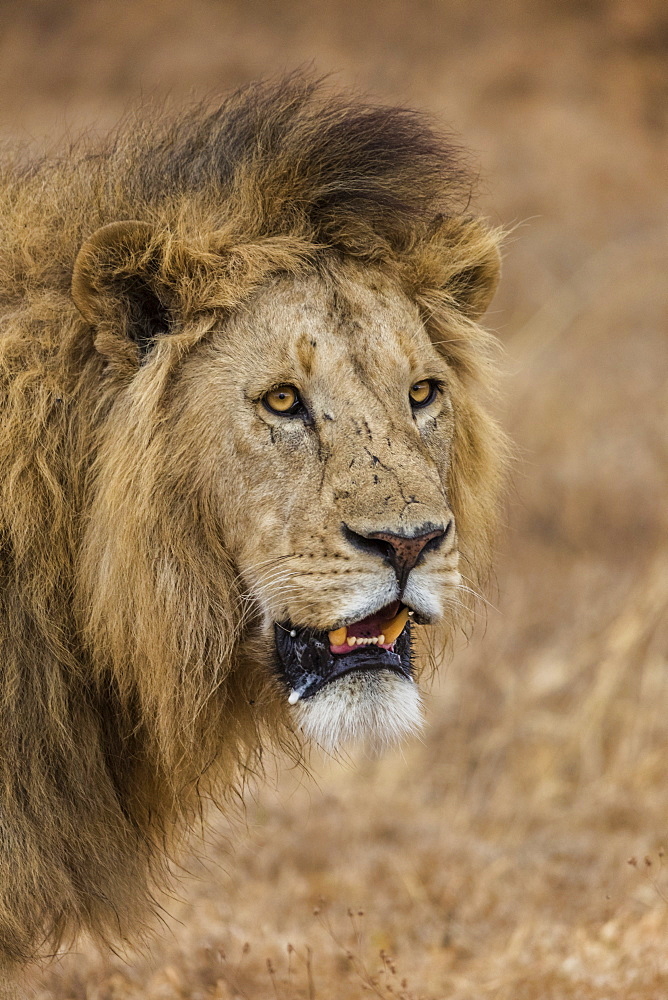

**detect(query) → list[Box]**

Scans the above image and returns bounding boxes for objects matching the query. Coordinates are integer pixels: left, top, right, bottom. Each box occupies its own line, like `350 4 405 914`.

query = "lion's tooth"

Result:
328 626 348 646
288 689 301 705
382 608 410 644
344 630 397 647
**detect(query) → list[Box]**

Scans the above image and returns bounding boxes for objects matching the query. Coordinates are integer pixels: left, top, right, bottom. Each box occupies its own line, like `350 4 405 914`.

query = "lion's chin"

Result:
290 669 424 753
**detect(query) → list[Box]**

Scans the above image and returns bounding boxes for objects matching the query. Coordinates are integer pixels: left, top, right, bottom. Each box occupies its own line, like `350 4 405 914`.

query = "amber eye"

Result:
263 384 303 415
409 379 437 408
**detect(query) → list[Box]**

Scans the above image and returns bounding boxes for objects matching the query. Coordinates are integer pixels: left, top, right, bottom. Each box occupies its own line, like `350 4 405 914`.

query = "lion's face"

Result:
179 265 460 749
74 210 502 758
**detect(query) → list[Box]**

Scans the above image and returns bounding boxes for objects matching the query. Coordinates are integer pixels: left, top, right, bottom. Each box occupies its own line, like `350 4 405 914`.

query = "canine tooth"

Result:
288 689 301 705
382 608 410 644
328 626 348 646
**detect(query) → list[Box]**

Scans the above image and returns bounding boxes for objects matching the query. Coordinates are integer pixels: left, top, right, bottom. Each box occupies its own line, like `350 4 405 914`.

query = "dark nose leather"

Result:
343 522 450 590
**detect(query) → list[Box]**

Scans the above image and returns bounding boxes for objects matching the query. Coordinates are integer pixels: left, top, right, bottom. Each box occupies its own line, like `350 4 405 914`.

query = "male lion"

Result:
0 75 505 993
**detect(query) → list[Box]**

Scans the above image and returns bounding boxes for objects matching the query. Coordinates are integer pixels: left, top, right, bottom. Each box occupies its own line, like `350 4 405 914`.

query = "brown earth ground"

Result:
2 1 667 997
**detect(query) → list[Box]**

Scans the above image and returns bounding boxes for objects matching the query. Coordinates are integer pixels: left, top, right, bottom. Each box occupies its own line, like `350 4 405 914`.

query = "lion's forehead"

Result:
228 268 435 386
223 274 450 521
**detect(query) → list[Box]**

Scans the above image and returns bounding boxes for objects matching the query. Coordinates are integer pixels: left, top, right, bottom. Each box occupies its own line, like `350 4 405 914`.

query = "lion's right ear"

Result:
72 221 173 360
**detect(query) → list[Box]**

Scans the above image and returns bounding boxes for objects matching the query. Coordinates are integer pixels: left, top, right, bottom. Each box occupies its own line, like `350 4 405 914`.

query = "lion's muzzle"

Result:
274 601 415 704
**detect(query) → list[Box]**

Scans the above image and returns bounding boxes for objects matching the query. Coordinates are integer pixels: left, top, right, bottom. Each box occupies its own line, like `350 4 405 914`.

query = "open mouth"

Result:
274 601 414 703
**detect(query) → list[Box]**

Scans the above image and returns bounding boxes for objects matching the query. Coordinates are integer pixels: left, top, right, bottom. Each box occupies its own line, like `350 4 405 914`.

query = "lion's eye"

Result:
409 379 437 408
263 384 303 415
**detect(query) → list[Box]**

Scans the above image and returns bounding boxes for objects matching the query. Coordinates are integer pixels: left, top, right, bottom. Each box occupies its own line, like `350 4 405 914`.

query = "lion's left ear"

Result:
72 220 174 358
428 216 502 321
448 243 501 320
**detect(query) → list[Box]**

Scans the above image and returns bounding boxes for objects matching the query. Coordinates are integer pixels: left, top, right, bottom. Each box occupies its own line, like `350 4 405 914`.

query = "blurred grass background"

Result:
2 1 666 997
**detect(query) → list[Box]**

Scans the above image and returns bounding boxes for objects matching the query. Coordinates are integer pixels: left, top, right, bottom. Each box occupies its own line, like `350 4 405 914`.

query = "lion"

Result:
0 74 505 993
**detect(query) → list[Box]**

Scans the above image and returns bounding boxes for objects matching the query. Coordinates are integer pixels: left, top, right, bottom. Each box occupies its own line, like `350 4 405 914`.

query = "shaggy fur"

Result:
293 670 424 753
0 73 506 986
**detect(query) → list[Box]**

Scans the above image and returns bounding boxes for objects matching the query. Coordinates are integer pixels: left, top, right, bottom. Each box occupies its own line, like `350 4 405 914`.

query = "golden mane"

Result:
0 73 505 972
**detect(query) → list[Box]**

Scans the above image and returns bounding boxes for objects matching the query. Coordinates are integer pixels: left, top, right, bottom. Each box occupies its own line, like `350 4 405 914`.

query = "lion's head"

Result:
72 219 502 756
0 74 505 970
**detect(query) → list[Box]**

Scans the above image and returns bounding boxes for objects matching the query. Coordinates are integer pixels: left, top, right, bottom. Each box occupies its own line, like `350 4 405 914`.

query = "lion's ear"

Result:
72 221 173 357
430 217 502 321
448 243 501 320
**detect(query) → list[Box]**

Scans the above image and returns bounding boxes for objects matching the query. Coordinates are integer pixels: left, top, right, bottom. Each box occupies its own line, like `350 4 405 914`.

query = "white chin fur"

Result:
292 670 423 753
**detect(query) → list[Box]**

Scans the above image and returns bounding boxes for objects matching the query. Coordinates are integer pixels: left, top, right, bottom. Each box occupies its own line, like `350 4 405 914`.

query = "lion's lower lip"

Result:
274 618 413 703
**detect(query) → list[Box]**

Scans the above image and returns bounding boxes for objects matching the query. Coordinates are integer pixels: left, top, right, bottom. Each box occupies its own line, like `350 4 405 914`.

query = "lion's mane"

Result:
0 74 505 969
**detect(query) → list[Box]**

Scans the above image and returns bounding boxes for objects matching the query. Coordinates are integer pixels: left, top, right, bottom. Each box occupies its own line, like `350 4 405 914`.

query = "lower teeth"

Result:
329 608 409 648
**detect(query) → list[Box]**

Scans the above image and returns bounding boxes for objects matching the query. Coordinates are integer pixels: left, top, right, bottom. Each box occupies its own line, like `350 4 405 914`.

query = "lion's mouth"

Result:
274 601 414 703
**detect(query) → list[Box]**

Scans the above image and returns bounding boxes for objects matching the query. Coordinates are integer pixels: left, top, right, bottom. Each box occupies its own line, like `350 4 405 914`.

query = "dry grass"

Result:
2 1 666 997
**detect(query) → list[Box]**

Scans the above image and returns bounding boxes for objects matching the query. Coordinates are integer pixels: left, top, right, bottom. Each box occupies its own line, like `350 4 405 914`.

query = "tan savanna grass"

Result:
0 0 665 997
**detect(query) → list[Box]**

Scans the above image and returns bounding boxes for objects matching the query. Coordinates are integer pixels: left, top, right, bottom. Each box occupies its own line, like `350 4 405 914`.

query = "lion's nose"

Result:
342 521 451 590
